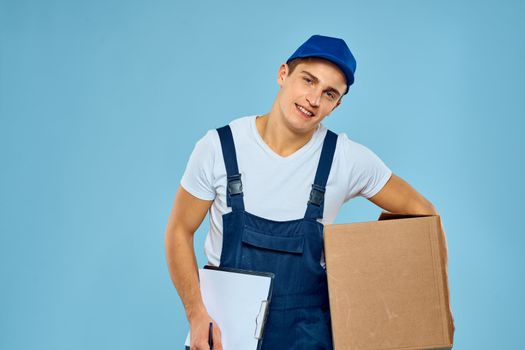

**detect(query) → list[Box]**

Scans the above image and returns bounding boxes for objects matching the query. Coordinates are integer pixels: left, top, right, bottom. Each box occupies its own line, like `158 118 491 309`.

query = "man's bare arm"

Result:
164 186 222 349
368 173 438 215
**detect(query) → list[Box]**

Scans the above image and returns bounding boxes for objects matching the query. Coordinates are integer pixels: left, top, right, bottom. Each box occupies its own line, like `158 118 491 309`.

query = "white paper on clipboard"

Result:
184 266 274 350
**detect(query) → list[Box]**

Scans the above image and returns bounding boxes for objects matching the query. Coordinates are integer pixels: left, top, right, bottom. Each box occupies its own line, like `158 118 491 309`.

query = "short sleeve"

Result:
354 145 392 199
341 135 393 201
180 130 218 201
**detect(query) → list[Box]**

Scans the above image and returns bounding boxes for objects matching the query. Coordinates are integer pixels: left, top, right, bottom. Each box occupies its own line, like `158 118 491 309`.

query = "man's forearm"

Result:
165 228 207 321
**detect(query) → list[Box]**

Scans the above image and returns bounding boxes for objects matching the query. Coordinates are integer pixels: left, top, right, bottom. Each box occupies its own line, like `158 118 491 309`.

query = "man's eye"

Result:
303 77 312 84
326 92 335 99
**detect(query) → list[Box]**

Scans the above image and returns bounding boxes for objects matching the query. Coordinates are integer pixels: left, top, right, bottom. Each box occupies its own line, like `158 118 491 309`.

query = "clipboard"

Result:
184 266 274 350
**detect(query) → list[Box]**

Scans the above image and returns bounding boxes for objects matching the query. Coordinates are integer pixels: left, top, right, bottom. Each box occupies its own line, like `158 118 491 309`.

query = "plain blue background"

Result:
1 0 524 349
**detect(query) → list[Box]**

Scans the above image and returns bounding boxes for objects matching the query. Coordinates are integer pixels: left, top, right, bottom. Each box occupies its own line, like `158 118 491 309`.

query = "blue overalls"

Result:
216 125 338 350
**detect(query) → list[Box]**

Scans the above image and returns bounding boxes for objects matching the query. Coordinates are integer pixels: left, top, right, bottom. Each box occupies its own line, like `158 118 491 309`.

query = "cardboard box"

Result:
324 213 454 350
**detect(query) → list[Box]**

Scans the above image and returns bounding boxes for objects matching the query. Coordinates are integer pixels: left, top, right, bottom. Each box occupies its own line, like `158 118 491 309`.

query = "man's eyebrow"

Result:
300 70 342 97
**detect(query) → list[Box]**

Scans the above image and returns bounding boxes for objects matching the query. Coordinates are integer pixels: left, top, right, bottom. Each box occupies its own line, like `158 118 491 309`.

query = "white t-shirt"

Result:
180 115 392 267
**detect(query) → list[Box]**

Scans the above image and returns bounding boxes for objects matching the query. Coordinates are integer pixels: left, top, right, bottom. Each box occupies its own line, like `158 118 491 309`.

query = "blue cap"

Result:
286 35 356 93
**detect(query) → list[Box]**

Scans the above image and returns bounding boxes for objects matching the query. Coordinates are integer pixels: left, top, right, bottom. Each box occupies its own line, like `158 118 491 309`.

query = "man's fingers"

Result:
189 317 221 350
190 340 210 350
213 325 223 350
213 338 223 350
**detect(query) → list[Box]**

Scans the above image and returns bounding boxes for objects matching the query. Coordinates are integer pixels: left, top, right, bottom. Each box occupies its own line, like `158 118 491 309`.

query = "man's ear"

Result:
277 63 288 86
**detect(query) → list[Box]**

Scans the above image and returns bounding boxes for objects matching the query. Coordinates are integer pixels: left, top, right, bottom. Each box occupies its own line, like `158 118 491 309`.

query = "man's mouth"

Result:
295 103 315 117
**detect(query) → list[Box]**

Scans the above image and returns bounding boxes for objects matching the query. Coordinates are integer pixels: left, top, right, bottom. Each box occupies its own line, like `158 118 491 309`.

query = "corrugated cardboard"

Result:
324 213 454 350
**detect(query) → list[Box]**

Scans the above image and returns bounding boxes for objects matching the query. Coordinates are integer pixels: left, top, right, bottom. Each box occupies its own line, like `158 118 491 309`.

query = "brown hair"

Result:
286 57 318 76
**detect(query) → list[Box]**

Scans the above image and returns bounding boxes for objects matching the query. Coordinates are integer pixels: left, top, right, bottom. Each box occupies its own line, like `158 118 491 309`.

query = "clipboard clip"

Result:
254 300 270 339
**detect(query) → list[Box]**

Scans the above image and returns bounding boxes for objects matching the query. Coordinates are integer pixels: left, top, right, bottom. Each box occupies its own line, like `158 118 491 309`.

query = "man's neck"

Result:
255 113 317 158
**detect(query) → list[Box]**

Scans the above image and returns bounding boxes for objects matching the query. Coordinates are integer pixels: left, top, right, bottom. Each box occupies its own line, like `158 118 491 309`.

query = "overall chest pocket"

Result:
241 227 305 254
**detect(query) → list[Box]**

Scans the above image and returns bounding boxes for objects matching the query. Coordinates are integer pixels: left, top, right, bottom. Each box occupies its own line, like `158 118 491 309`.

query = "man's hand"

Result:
189 311 223 350
368 173 438 215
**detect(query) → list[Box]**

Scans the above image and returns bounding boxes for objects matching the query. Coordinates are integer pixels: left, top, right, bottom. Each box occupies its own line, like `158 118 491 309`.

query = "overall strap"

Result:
304 129 338 220
216 125 245 211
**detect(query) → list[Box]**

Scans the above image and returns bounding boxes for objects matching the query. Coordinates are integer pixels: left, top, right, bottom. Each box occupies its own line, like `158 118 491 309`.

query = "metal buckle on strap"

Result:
227 174 243 196
308 184 325 206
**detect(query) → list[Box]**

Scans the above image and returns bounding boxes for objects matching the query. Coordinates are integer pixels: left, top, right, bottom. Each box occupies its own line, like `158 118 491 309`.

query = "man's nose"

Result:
306 89 321 107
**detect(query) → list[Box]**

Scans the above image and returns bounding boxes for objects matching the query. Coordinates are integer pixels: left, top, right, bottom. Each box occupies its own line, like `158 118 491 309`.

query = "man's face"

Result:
276 58 347 135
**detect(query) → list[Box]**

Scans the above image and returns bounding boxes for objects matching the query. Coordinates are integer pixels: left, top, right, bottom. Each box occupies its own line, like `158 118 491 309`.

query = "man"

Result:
165 35 438 350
